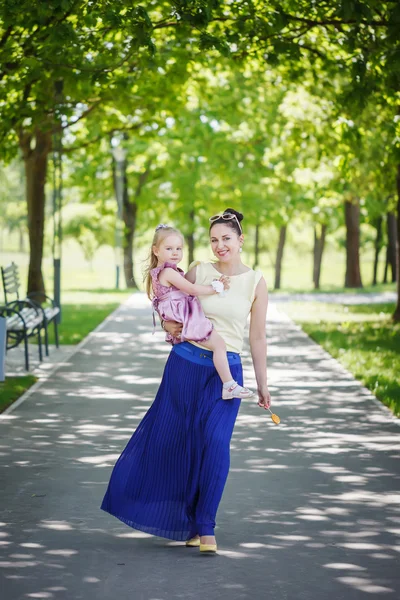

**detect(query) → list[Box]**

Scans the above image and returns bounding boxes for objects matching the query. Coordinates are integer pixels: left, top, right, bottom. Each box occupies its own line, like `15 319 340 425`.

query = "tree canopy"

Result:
0 0 400 314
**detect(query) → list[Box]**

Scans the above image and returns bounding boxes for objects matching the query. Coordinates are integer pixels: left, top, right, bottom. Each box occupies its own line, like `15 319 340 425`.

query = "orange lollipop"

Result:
267 407 281 425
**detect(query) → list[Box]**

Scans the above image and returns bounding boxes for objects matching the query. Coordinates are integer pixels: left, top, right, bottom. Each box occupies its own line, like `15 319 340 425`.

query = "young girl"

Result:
145 224 254 400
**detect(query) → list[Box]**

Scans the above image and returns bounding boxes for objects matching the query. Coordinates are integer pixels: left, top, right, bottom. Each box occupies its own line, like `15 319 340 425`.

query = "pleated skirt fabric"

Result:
100 342 242 540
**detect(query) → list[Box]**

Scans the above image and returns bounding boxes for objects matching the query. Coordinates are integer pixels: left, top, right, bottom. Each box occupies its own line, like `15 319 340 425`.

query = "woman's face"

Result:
210 223 243 262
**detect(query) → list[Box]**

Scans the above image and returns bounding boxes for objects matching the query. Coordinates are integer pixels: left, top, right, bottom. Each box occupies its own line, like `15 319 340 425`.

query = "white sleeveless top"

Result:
191 262 263 354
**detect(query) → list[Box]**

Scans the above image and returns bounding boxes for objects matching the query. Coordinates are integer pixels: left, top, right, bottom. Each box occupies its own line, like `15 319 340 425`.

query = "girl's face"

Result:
153 234 184 265
210 223 243 262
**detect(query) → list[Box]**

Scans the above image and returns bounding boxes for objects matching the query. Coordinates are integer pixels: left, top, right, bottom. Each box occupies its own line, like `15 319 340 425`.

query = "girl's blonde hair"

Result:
144 225 183 299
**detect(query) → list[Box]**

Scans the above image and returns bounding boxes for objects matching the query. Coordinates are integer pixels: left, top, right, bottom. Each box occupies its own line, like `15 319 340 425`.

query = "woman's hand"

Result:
257 385 271 410
219 275 230 291
163 320 183 338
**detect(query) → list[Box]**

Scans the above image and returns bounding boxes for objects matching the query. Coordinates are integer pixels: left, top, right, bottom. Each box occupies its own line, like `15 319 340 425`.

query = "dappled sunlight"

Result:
217 548 264 559
1 298 399 598
39 522 74 532
76 454 120 465
115 531 153 539
336 578 393 594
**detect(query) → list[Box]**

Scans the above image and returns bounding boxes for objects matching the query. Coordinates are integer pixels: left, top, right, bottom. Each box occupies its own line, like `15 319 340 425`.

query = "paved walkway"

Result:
5 343 75 378
1 294 399 600
271 290 397 304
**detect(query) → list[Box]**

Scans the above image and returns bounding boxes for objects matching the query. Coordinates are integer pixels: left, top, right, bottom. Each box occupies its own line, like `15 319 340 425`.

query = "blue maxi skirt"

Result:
101 342 242 540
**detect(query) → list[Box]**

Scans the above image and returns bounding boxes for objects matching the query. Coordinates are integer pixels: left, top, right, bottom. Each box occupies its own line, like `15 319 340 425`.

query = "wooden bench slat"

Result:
3 271 19 280
20 308 38 319
2 264 18 275
6 308 37 319
44 307 60 319
3 274 20 283
3 267 19 276
5 307 41 330
4 279 20 291
6 315 21 327
3 275 20 282
6 315 43 331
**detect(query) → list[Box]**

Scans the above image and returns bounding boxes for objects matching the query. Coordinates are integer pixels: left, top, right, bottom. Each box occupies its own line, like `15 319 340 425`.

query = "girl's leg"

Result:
201 330 232 383
201 331 254 399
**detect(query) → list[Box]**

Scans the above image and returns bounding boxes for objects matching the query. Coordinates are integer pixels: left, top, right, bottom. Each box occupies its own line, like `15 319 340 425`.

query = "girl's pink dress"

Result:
151 262 213 345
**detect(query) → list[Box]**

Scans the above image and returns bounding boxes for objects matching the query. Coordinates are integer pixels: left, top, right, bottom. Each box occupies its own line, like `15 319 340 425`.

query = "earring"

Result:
239 247 243 253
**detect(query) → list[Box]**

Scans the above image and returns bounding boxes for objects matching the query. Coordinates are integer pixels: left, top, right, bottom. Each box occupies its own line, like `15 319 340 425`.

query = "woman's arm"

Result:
160 267 227 297
185 266 197 283
249 277 271 409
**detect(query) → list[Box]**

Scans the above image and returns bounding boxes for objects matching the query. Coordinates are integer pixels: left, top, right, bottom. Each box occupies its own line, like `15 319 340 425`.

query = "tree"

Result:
0 1 202 293
240 2 400 307
0 161 27 251
65 122 173 287
2 1 400 306
63 204 114 265
384 211 397 284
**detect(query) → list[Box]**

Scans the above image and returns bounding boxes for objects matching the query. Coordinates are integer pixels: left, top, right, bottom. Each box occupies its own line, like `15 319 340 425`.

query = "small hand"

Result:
219 275 230 291
257 385 271 410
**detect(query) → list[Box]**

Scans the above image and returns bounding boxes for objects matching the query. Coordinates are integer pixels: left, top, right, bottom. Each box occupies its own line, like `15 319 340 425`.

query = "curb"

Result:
0 295 134 419
272 303 400 426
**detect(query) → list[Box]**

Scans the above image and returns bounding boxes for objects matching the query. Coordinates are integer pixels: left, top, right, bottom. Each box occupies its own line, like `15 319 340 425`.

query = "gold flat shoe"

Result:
185 537 200 547
200 543 217 553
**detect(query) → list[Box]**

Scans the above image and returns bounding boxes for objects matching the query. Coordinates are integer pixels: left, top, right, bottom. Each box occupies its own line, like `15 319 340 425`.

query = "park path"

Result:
1 293 400 600
271 290 397 304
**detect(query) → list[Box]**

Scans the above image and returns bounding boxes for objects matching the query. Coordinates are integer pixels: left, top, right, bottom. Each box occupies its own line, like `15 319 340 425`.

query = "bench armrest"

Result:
6 298 44 319
0 304 28 328
26 292 57 308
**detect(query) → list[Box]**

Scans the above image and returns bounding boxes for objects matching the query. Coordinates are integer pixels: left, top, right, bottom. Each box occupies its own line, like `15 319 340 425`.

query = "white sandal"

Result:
222 383 254 400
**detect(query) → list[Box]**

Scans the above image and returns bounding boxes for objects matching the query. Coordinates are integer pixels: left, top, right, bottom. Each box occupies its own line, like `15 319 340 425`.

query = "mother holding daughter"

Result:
101 208 271 553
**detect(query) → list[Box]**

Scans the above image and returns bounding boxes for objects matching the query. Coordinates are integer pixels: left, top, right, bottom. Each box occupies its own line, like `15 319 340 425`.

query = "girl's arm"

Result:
160 267 226 297
249 277 271 410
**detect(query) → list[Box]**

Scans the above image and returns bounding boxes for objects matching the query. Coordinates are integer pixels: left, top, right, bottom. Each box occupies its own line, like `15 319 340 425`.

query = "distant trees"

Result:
1 2 399 316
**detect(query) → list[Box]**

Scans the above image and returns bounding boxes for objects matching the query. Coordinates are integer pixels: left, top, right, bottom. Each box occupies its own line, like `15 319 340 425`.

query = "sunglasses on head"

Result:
209 212 242 234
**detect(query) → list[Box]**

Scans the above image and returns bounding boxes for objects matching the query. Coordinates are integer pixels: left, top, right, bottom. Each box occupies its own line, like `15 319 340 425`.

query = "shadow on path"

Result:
0 296 399 600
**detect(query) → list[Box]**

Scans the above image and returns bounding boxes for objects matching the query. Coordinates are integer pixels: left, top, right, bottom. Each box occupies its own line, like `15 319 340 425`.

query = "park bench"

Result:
0 262 60 370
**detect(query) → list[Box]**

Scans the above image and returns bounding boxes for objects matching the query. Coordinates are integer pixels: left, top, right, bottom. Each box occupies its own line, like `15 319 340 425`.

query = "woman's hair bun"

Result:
224 208 244 222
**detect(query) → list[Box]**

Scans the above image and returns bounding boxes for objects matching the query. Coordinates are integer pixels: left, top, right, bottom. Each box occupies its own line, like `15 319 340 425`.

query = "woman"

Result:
101 208 271 553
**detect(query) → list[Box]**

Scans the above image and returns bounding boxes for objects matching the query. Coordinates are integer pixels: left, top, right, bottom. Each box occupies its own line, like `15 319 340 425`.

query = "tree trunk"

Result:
186 210 195 268
19 129 52 296
393 165 400 321
121 160 138 289
274 225 287 290
313 223 327 289
372 216 383 286
111 144 141 289
19 227 25 252
344 200 363 288
253 223 260 270
384 211 397 284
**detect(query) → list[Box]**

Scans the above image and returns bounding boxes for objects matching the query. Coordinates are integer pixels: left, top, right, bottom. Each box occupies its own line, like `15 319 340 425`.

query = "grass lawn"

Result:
281 302 400 416
45 291 131 345
0 290 132 412
0 375 37 413
46 303 122 345
269 282 396 296
1 230 397 413
2 231 397 295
